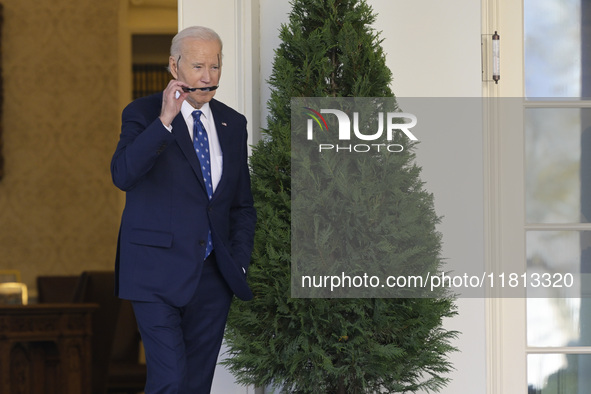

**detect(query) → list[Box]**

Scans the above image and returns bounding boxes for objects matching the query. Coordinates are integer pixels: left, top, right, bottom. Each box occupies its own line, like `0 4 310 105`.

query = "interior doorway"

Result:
132 34 174 99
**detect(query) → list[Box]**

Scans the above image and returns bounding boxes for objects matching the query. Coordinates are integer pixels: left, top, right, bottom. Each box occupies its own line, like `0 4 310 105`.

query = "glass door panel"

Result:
524 1 591 392
528 353 591 393
524 0 582 99
525 108 591 224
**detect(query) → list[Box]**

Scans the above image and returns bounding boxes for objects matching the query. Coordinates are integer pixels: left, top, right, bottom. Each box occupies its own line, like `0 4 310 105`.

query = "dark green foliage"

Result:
223 0 458 392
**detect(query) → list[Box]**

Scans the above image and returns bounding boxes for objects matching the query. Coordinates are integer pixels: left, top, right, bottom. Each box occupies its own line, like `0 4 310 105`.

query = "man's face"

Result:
169 38 222 108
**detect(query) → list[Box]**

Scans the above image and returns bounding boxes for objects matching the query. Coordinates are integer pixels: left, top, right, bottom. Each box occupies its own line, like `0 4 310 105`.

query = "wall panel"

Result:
0 0 121 294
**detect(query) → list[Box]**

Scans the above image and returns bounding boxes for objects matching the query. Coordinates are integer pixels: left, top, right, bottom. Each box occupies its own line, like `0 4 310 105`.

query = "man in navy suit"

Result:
111 26 256 393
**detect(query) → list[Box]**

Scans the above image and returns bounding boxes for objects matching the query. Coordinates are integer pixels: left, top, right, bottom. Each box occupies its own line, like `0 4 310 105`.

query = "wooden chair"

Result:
36 275 80 303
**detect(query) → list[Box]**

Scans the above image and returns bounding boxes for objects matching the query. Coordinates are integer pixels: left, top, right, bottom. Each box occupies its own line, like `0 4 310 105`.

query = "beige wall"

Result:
0 0 122 295
0 0 177 297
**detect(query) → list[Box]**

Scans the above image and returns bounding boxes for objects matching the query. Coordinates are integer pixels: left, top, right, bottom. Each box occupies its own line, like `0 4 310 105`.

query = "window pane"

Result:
525 108 591 223
526 231 591 347
528 353 591 393
524 0 582 98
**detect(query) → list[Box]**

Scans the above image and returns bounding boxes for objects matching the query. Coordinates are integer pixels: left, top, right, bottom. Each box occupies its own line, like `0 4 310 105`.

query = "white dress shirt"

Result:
178 101 223 192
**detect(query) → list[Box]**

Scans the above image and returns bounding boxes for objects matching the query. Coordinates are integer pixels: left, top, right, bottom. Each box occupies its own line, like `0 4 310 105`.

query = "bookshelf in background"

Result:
132 64 170 99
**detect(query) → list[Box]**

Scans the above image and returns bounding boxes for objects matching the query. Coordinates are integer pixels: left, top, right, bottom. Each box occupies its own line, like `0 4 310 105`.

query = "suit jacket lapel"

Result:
171 113 208 191
210 100 231 199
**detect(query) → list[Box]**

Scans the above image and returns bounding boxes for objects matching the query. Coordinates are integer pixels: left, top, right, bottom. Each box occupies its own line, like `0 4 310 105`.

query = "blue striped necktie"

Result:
192 110 213 259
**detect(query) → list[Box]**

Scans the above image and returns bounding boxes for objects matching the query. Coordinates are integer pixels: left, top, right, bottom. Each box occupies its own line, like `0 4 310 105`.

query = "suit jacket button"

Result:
199 240 206 246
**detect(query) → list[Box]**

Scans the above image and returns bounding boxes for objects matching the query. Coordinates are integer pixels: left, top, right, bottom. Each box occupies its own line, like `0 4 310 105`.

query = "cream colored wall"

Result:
370 3 487 394
0 0 121 296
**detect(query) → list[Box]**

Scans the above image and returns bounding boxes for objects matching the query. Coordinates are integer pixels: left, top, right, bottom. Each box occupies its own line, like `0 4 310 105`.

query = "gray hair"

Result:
170 26 223 58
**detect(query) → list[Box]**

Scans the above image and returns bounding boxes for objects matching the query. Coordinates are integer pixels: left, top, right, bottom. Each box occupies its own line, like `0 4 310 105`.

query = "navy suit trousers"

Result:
132 253 233 394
